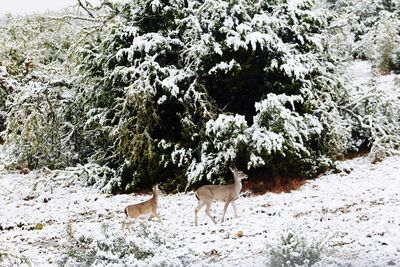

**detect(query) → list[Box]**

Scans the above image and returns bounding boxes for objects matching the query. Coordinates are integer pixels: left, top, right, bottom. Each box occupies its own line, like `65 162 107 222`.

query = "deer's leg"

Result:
221 200 231 223
123 220 133 233
194 201 206 226
205 203 216 224
148 214 154 221
151 207 163 225
231 200 238 218
154 213 163 225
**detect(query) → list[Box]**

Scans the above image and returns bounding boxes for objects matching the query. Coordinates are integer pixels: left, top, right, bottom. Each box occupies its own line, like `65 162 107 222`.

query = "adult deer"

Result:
194 167 248 226
124 185 163 228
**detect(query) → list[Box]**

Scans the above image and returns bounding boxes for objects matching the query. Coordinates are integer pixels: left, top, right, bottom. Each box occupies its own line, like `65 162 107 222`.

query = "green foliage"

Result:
0 68 14 132
0 12 97 170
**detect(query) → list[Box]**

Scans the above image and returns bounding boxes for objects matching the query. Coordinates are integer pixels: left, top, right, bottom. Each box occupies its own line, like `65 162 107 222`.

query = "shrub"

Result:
341 72 400 162
50 163 118 193
268 230 329 267
5 82 77 169
0 250 31 267
0 13 80 79
0 12 92 170
59 221 185 266
325 0 400 73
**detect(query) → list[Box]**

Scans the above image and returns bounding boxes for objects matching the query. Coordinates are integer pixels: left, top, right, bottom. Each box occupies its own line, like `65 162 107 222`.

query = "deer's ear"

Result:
229 166 234 172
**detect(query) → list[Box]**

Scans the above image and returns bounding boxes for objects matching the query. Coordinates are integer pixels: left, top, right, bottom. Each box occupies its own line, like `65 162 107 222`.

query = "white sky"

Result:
0 0 79 16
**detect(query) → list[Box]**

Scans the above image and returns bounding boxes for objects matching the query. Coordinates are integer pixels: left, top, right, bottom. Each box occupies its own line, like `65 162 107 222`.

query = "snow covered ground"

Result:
1 151 399 266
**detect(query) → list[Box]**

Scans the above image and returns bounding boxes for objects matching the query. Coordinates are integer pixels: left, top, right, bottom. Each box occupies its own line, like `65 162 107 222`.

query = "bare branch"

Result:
45 15 101 22
78 0 95 18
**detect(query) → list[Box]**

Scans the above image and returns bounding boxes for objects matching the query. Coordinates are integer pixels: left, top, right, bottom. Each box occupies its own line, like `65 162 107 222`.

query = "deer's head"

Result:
229 166 248 180
152 184 163 196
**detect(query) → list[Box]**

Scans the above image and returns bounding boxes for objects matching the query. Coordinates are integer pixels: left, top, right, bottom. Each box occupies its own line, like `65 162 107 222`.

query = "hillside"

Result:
1 146 399 266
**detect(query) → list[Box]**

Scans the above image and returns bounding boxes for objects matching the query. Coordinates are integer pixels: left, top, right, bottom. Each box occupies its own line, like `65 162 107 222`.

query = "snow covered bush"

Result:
268 230 329 267
0 13 81 79
0 66 16 133
0 12 96 170
0 250 31 267
51 163 118 193
188 93 331 183
341 73 400 162
247 94 329 176
60 221 188 266
325 0 400 73
322 0 400 161
187 114 248 183
5 82 77 169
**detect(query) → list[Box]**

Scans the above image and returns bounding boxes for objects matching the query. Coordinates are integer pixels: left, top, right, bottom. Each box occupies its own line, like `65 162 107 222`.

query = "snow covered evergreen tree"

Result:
76 0 352 191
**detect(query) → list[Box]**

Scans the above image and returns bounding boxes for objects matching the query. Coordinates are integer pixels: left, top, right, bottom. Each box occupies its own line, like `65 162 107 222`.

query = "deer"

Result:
123 185 163 231
194 167 248 226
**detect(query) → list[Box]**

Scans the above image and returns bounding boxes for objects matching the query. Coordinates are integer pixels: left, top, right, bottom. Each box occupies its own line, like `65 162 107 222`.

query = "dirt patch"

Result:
343 148 370 160
243 176 306 194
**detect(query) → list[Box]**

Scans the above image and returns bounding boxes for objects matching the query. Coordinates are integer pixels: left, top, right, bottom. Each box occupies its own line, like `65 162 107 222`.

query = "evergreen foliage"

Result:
75 0 348 191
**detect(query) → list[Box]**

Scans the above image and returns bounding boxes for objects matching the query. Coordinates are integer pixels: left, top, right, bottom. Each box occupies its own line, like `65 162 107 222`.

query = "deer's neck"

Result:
233 176 242 194
152 193 158 204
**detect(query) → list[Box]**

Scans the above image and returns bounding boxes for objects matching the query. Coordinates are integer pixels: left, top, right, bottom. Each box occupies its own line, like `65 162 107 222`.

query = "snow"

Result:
348 60 400 100
1 144 399 266
208 60 241 75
